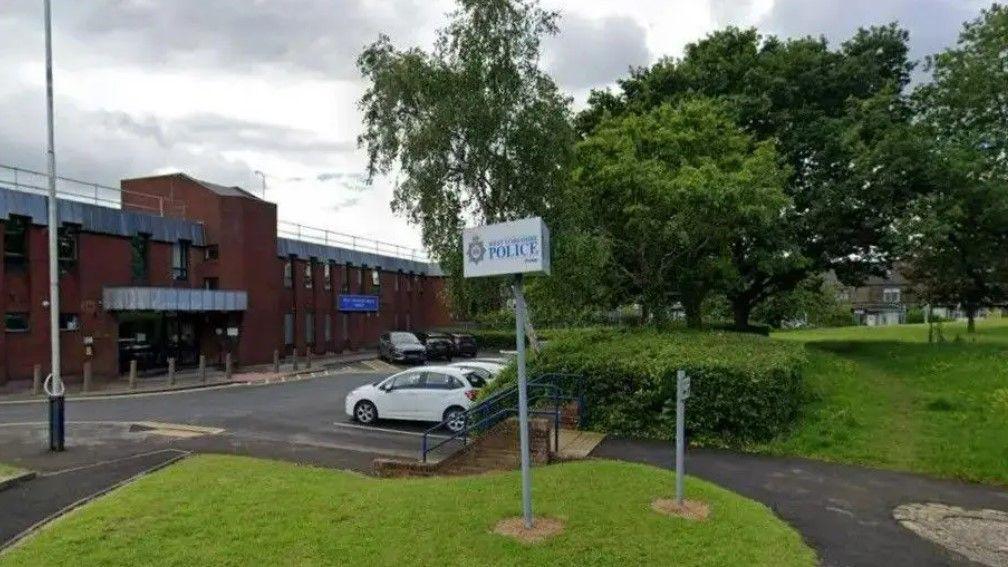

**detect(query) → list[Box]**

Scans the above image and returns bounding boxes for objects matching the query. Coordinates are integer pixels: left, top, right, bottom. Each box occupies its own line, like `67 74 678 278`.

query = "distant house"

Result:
824 269 915 326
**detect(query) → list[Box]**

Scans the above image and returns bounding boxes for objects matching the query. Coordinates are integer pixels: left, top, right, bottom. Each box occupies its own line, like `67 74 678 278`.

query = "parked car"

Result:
378 332 427 364
345 366 489 432
450 333 478 357
449 360 505 383
414 331 454 361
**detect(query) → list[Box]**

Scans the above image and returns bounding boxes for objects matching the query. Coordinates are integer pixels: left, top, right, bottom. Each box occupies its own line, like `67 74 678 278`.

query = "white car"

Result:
449 360 505 382
345 366 489 432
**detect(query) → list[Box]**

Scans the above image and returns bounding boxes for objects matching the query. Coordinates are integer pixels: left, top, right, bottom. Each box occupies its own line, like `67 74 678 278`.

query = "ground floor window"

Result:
59 313 80 331
4 312 29 333
284 313 294 346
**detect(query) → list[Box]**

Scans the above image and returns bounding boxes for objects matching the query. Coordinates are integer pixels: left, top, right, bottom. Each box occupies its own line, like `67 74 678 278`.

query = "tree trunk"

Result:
682 294 703 329
966 305 977 333
731 297 753 331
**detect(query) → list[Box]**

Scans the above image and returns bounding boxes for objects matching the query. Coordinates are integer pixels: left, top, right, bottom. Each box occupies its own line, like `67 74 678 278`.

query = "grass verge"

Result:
0 463 25 482
765 320 1008 485
1 456 815 566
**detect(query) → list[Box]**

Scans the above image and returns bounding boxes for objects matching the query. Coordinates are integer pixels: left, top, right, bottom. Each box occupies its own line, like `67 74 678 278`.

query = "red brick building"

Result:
0 172 451 383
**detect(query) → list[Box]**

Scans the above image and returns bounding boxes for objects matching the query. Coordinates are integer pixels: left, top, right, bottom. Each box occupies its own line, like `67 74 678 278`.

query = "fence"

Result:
0 164 185 218
277 220 431 262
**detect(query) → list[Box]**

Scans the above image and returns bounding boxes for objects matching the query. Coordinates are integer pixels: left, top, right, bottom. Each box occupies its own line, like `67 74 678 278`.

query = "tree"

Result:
576 25 929 328
904 4 1008 332
569 98 789 327
357 0 573 317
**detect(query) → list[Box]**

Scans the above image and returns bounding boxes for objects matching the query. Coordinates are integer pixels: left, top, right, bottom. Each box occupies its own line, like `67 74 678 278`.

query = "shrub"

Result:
486 327 806 445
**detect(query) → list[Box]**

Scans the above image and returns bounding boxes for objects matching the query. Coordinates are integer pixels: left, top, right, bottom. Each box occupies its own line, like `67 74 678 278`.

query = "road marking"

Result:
0 382 244 405
331 421 452 440
42 448 190 477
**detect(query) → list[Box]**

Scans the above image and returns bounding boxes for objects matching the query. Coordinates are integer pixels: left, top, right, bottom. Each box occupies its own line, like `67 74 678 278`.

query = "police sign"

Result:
462 217 551 278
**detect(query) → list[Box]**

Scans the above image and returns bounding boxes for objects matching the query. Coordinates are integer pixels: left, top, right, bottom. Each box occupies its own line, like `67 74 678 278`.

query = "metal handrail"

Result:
277 219 431 263
0 163 186 218
420 373 585 462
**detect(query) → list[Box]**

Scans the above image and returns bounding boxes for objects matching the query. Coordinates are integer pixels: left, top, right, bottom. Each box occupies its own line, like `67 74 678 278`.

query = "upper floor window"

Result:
204 244 220 261
323 262 332 291
343 262 352 292
57 223 79 270
283 258 293 288
130 233 150 282
358 264 365 290
59 313 80 331
203 277 220 290
3 215 29 268
372 268 380 288
304 259 314 289
4 312 29 333
171 239 190 281
883 287 901 304
395 270 402 291
406 271 413 291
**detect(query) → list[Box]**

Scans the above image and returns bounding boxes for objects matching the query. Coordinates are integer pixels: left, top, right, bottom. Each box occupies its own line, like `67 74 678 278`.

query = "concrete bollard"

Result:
273 349 280 373
167 358 176 387
129 360 138 390
32 364 42 396
199 355 207 384
292 351 299 371
306 349 313 369
225 353 233 380
83 361 93 392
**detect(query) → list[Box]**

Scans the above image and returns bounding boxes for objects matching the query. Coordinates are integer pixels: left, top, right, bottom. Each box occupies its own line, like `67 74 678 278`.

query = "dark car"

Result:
450 333 478 358
414 331 454 361
378 332 427 364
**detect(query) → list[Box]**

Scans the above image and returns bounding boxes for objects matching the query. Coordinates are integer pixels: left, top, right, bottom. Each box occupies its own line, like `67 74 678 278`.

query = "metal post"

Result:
273 349 280 373
43 0 64 452
129 359 138 389
32 364 42 396
83 360 92 392
513 273 534 528
167 358 176 386
225 353 233 379
198 354 207 383
676 369 687 507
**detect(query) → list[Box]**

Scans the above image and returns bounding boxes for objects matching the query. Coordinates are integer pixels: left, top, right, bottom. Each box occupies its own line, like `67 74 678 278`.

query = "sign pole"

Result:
513 273 533 528
675 369 687 506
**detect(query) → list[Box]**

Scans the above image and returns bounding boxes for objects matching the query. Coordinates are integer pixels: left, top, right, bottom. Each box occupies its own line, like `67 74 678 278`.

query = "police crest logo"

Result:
467 235 486 264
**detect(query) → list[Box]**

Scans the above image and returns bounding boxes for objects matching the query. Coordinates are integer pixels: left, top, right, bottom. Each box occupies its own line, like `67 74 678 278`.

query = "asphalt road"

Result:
0 367 451 465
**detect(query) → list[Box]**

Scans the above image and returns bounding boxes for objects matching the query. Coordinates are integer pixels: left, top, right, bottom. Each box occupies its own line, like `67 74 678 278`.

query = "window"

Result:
203 277 219 290
395 270 402 291
371 268 381 288
343 262 352 292
418 273 425 295
171 239 190 281
406 272 413 291
4 215 29 267
305 312 315 344
389 371 423 390
304 259 315 289
323 262 332 291
57 223 79 268
324 315 332 342
204 244 219 261
59 313 80 331
130 233 150 282
4 312 29 333
283 313 294 345
883 287 901 304
423 372 457 390
358 264 365 290
283 258 293 288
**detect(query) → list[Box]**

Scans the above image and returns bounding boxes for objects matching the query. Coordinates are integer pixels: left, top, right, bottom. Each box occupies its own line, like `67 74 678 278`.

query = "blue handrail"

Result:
420 373 585 463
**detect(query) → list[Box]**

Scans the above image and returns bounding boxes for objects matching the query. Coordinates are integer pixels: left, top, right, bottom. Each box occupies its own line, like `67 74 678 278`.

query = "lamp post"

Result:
42 0 65 451
254 170 267 198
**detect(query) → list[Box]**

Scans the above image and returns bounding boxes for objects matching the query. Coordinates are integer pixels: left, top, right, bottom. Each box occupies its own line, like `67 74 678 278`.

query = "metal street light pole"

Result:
254 170 267 198
43 0 65 451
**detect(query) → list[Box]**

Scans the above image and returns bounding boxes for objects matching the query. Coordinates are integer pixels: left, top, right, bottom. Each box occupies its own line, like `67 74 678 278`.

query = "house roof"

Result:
188 176 262 200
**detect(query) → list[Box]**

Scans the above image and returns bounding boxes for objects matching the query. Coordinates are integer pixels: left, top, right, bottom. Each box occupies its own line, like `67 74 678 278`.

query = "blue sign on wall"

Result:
338 294 379 312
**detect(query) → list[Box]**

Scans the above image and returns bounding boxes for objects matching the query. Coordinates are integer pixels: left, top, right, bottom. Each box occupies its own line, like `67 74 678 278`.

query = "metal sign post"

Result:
675 369 690 506
462 217 550 530
513 274 533 528
42 0 65 452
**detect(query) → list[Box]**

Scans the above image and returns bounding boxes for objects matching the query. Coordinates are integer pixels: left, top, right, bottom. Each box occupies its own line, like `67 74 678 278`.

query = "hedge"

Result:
485 327 806 446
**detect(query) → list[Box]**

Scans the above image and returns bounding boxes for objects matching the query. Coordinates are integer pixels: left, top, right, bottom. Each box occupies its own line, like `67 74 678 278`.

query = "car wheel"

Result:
443 406 467 433
354 401 378 425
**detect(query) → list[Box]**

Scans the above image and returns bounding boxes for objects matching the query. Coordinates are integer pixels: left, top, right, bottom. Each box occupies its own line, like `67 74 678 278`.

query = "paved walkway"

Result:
0 351 379 402
591 438 1008 567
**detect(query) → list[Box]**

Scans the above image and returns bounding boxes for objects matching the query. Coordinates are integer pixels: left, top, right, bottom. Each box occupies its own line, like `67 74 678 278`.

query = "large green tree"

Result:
904 4 1008 332
570 98 789 327
357 0 573 317
577 25 930 328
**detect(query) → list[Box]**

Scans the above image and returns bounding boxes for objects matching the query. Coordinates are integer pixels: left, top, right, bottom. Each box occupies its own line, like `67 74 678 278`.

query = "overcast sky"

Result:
0 0 990 250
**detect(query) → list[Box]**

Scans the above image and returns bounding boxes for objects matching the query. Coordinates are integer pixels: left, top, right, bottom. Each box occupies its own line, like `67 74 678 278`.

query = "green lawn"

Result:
2 456 815 567
0 463 24 481
765 319 1008 485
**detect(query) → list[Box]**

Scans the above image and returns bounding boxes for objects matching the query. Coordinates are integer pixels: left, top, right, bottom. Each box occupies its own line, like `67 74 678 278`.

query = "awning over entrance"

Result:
103 287 248 312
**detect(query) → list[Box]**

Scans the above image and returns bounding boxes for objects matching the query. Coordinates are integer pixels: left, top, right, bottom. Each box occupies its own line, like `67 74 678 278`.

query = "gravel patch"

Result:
894 503 1008 567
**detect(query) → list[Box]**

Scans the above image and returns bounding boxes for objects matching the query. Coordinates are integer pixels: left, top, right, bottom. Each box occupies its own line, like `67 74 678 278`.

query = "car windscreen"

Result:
463 371 488 388
390 332 420 344
426 332 450 340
